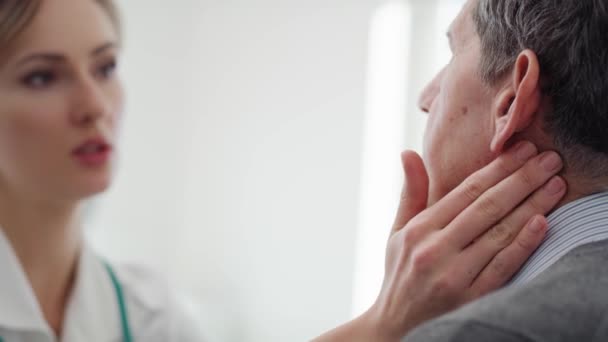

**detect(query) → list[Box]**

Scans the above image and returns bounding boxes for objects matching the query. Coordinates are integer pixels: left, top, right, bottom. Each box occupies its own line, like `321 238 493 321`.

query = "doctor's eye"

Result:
22 70 56 89
97 58 118 80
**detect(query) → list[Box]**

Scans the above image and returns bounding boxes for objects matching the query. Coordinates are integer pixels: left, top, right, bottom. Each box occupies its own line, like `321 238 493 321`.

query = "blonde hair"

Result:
0 0 121 48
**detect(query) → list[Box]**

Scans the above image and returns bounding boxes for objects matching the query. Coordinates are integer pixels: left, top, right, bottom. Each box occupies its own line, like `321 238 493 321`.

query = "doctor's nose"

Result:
70 79 111 127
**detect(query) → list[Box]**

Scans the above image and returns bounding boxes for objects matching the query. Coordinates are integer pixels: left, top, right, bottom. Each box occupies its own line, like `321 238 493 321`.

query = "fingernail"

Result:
540 152 563 172
544 177 565 195
516 142 536 161
528 217 544 233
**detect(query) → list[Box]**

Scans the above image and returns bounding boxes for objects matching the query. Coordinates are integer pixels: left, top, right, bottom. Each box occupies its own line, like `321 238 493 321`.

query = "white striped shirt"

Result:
509 191 608 285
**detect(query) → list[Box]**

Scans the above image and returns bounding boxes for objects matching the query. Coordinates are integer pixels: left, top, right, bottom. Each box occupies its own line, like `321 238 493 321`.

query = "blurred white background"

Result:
86 0 464 341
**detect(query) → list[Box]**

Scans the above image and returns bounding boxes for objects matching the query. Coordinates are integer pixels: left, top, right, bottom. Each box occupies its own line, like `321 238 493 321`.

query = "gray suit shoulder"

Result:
403 240 608 342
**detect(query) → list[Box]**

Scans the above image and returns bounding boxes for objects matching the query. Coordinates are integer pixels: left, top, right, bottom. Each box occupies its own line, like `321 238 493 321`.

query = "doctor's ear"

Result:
490 49 542 153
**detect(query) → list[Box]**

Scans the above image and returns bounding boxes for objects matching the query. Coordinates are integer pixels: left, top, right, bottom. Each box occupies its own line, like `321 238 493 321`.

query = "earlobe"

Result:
490 90 516 152
490 49 542 153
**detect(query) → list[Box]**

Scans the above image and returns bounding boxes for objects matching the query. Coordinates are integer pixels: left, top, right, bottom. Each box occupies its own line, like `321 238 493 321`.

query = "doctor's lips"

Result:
72 137 112 167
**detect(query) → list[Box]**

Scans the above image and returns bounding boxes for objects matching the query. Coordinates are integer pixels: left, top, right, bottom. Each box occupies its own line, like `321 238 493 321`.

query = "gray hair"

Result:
473 0 608 178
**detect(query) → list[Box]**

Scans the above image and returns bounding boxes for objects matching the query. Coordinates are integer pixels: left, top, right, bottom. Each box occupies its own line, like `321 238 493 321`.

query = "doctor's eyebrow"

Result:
15 42 118 67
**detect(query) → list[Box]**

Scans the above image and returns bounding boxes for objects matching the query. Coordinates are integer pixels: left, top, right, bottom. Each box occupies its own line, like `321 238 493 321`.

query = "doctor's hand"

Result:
313 141 566 342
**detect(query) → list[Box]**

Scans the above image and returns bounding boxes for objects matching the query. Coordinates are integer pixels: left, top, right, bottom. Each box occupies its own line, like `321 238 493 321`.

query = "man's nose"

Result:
70 78 110 127
418 69 443 114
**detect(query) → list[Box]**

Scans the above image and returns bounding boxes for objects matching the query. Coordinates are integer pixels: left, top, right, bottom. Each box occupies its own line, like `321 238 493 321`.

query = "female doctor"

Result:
0 0 204 340
0 0 566 341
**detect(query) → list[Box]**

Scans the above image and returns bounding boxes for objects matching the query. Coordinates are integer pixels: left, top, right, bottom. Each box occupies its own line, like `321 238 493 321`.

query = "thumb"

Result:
391 150 429 234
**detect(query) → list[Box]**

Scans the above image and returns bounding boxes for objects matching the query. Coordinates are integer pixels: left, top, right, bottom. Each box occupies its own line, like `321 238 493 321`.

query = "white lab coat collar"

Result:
0 229 49 333
0 229 122 341
61 242 122 341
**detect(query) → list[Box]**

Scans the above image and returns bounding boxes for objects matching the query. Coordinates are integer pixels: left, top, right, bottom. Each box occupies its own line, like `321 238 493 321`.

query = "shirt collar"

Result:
509 191 608 285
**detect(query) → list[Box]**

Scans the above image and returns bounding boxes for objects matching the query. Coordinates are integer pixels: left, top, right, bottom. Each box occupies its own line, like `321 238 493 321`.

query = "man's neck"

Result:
0 186 82 337
550 174 608 216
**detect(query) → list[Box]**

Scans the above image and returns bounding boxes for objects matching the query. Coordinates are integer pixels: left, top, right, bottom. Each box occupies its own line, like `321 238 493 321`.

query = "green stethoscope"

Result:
104 261 134 342
0 262 133 342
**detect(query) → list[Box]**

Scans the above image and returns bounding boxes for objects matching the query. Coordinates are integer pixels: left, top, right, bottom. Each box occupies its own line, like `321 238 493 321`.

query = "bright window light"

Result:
352 0 465 317
352 0 411 317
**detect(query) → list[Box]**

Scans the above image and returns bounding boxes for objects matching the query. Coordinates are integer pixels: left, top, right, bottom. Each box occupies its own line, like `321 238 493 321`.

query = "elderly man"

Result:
316 0 608 341
404 0 608 340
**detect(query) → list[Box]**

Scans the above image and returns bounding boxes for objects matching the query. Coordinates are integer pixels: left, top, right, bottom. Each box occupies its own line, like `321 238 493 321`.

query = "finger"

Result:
455 176 565 286
468 215 547 297
444 150 562 248
424 141 538 231
391 150 429 234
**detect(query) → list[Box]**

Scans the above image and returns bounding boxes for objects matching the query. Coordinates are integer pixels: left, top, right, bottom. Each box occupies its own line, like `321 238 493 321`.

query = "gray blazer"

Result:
403 239 608 342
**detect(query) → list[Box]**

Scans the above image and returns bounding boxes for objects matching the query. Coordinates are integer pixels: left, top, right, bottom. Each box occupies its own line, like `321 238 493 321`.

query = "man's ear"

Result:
490 49 542 153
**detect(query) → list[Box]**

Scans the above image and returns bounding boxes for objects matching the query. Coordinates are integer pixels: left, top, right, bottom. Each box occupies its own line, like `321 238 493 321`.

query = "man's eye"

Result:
23 71 55 89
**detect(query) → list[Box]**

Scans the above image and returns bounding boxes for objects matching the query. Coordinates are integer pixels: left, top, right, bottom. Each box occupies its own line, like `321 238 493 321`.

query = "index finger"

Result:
391 150 429 234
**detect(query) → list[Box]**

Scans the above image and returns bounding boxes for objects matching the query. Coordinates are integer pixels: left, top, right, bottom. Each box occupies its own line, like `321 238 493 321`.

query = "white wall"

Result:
88 1 380 341
86 0 464 341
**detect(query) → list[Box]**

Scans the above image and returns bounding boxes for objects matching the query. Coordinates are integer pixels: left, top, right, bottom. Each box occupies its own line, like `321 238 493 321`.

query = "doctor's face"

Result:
418 0 499 205
0 0 123 203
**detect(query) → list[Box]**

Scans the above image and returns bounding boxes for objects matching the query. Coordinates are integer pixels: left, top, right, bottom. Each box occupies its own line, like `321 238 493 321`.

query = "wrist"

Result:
359 305 402 342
